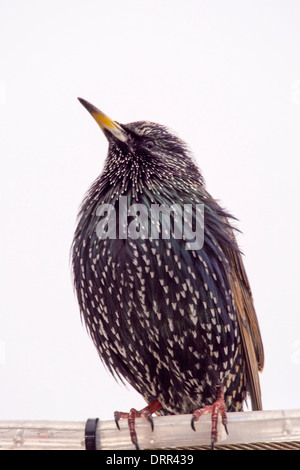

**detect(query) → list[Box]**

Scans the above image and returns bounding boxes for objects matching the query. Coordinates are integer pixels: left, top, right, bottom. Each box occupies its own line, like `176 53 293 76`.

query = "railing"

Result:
1 409 300 450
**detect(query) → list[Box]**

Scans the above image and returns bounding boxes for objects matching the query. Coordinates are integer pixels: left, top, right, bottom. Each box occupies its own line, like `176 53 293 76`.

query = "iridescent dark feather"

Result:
72 108 264 417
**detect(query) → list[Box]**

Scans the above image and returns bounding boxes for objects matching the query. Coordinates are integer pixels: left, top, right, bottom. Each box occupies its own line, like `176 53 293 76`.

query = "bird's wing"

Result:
201 190 264 410
224 238 264 410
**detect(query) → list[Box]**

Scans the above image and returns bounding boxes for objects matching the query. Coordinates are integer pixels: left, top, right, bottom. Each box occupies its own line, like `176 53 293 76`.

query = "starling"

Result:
72 98 264 449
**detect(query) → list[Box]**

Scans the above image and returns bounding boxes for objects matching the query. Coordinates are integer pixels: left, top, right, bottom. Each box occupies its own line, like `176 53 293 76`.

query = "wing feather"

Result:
202 191 264 410
224 231 264 410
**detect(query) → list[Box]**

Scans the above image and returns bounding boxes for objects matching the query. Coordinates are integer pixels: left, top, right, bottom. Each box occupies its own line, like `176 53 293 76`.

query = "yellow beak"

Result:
78 98 127 143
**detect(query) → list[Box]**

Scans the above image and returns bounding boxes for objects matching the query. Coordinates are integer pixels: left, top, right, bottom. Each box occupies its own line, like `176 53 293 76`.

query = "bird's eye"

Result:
145 140 155 149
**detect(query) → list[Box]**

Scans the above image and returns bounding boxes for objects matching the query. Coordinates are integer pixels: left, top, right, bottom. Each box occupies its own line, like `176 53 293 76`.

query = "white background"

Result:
1 0 300 422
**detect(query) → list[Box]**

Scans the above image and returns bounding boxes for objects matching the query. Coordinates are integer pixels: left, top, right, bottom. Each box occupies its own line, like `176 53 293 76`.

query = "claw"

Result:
211 438 215 451
132 436 140 451
113 399 162 449
114 413 121 430
192 385 228 448
223 421 229 435
148 414 154 432
191 415 196 432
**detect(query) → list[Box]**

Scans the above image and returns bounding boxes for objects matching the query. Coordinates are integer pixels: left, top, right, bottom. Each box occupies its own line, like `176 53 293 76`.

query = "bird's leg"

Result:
191 384 228 449
114 399 162 450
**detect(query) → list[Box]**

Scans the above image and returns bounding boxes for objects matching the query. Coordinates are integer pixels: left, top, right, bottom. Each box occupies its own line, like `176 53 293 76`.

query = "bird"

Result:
72 98 264 450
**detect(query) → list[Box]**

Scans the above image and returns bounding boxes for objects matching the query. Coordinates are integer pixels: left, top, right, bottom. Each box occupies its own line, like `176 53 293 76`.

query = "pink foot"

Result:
114 399 162 449
191 385 228 449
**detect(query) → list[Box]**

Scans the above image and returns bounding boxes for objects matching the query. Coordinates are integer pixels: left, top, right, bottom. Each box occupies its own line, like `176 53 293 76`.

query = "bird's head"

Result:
78 98 203 200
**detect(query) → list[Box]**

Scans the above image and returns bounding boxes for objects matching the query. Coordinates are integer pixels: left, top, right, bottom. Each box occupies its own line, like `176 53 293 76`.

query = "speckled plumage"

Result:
72 105 264 417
